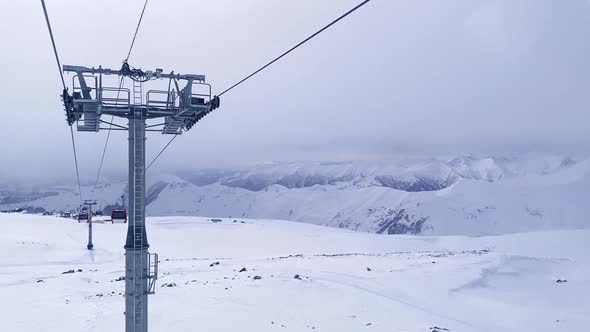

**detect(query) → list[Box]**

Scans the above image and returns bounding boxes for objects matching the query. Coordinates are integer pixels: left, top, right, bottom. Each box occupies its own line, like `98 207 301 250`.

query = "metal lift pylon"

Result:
83 199 97 250
61 61 220 332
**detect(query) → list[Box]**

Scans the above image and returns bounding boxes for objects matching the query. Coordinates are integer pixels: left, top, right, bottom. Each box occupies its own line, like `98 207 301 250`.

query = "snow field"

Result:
0 213 589 331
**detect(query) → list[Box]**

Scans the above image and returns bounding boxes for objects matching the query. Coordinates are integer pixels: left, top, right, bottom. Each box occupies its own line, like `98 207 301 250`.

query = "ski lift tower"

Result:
83 199 97 250
61 61 220 332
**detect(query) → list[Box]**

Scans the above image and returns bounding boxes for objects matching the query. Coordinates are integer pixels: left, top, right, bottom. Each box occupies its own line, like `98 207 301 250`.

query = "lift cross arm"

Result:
63 65 206 82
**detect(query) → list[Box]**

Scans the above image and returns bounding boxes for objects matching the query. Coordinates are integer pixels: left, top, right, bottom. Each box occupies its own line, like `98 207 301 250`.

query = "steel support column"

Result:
84 200 96 250
124 110 149 332
87 218 93 250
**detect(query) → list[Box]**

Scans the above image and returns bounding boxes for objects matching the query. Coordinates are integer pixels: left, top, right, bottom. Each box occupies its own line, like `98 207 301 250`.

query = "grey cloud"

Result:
0 0 588 181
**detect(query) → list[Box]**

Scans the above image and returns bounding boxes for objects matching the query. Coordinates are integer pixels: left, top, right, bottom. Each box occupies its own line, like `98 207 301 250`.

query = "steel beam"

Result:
63 64 206 82
84 200 97 250
124 111 149 332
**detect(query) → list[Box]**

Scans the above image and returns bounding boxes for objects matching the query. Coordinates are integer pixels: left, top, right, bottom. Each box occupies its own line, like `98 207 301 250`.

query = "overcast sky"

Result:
0 0 589 181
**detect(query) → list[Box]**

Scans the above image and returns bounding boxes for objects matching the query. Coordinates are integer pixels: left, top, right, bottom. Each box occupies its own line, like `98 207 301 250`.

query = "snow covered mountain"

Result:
1 155 587 236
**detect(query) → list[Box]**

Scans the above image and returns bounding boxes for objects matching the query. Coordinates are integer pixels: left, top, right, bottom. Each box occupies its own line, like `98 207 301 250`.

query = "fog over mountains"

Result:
1 154 587 236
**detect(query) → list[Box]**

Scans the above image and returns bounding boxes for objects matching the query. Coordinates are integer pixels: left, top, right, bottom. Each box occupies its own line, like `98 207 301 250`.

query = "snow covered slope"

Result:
0 155 587 236
0 213 588 331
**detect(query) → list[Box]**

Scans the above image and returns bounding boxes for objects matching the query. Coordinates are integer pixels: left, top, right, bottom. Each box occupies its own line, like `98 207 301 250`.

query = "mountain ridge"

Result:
1 155 586 236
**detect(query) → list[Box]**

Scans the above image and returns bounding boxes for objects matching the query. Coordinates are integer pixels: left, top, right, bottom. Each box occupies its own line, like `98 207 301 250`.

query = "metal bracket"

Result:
147 252 158 294
62 63 216 134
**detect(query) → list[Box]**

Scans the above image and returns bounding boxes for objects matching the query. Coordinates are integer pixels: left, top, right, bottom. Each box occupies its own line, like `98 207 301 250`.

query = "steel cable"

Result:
40 0 84 204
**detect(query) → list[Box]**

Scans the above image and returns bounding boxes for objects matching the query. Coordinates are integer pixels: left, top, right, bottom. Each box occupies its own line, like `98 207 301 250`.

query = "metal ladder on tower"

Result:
133 153 144 251
132 106 145 330
147 253 158 294
133 79 143 106
133 111 144 252
132 79 144 252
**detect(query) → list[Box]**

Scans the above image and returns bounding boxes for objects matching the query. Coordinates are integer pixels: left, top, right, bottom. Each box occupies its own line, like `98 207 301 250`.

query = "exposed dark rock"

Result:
276 173 333 189
375 174 457 192
0 191 59 205
375 208 428 235
182 169 230 186
145 182 169 207
22 206 47 214
223 175 273 192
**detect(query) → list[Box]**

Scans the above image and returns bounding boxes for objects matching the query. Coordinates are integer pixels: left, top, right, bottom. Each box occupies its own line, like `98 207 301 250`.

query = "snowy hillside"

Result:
1 213 588 331
0 155 587 236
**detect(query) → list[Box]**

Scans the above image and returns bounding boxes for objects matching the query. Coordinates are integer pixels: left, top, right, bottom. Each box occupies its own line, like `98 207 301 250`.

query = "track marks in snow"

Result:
149 248 494 332
314 271 486 332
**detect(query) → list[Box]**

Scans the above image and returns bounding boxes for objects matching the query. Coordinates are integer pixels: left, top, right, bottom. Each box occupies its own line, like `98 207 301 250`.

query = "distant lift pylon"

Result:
61 61 220 332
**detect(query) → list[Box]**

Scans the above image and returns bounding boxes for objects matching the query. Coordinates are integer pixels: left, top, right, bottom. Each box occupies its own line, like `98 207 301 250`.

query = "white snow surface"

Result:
0 213 588 331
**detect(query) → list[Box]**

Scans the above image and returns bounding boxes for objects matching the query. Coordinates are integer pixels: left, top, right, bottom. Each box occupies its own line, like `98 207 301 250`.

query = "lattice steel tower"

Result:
62 62 220 332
